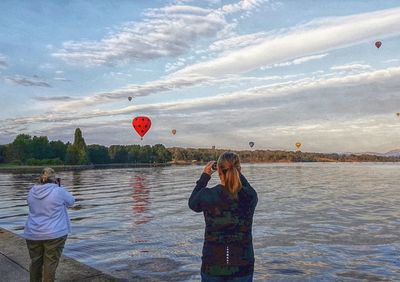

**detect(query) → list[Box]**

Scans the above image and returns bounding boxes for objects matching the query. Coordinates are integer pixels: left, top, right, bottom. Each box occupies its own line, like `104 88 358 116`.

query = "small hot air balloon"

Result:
375 41 382 49
128 96 133 101
132 116 151 140
249 141 255 148
171 129 177 135
295 142 301 150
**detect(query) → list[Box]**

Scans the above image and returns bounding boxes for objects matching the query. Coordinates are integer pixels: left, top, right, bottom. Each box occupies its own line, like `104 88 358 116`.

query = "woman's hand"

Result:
203 161 216 176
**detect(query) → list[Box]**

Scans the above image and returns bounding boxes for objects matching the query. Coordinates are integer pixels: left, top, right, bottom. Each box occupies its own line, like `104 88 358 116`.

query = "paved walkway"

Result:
0 228 120 281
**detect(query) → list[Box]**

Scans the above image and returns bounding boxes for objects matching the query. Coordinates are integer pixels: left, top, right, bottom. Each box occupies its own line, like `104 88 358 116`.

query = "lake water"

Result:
1 163 399 281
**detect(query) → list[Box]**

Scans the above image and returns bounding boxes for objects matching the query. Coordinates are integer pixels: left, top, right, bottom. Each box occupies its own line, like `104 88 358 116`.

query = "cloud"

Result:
165 58 187 72
383 58 400 64
53 77 72 82
5 76 51 87
52 4 227 66
220 0 266 15
261 53 329 69
3 66 400 129
173 7 400 78
209 32 267 52
330 63 372 72
31 96 77 102
51 7 400 111
53 72 306 112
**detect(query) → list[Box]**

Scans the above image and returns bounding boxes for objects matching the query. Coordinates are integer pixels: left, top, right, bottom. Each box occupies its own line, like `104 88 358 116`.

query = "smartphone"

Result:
56 178 61 187
211 162 217 171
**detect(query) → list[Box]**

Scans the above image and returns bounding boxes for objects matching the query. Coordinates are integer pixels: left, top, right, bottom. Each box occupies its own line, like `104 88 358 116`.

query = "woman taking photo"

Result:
24 167 75 282
189 152 258 282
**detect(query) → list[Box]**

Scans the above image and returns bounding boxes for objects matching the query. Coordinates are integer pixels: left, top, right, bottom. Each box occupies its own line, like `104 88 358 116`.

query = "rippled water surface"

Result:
1 163 400 281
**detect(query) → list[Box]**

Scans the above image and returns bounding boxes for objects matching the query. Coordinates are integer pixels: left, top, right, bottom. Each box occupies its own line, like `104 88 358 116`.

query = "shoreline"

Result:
0 160 399 173
0 228 119 281
0 162 172 173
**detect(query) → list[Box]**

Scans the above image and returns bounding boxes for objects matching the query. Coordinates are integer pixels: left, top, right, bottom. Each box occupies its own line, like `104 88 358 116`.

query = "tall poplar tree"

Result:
65 128 90 165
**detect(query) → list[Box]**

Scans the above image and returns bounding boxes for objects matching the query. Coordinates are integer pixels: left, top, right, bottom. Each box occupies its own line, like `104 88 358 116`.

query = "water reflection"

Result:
131 174 151 225
66 171 84 210
1 164 400 281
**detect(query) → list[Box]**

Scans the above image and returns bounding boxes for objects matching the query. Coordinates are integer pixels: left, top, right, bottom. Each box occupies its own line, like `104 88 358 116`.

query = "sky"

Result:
1 0 400 153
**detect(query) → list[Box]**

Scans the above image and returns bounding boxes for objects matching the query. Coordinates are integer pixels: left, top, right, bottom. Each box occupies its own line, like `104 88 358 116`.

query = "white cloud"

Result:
39 7 400 113
330 63 372 72
220 0 266 15
383 58 400 64
260 53 329 69
165 60 186 72
291 53 329 65
52 4 227 66
174 7 400 78
4 66 400 129
53 77 72 82
209 32 267 52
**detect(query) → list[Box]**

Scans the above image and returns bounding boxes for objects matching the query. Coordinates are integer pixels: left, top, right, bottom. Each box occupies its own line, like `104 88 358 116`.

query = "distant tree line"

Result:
0 129 399 166
0 128 172 166
170 147 400 163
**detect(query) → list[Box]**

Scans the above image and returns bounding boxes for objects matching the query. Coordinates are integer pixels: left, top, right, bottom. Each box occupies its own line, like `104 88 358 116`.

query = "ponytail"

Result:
217 152 242 199
38 167 56 184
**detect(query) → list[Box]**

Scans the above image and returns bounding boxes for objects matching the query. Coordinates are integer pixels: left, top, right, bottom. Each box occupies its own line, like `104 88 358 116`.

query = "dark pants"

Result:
26 235 67 282
201 272 253 282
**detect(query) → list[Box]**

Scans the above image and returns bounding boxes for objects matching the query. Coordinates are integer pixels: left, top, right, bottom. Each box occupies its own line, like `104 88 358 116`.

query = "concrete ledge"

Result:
0 228 120 282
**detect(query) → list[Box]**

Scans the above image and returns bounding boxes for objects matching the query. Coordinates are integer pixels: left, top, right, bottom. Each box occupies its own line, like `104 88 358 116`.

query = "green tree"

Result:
65 145 80 165
10 134 33 162
152 144 172 163
87 144 111 164
0 145 7 163
65 128 89 165
108 145 128 163
31 136 50 159
49 140 68 161
127 145 141 163
138 145 152 162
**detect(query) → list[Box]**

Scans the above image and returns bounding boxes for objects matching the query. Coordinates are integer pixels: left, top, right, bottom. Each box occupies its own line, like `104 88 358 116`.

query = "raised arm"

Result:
188 172 210 212
60 186 75 208
240 173 258 209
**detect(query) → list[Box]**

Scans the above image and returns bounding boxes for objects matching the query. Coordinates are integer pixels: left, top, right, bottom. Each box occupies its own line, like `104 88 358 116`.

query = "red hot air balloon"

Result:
375 41 382 49
132 116 151 140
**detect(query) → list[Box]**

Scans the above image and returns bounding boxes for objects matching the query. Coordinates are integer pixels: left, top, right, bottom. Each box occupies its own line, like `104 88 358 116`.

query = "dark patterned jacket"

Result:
189 172 258 278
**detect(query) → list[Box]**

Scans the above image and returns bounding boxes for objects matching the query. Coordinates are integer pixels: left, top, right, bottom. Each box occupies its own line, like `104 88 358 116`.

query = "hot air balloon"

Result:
375 41 382 49
128 96 132 101
295 142 301 150
249 141 255 148
132 116 151 140
171 129 177 135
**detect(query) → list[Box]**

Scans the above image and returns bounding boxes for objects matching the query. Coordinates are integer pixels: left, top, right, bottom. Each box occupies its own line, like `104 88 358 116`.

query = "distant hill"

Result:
384 149 400 157
350 149 400 157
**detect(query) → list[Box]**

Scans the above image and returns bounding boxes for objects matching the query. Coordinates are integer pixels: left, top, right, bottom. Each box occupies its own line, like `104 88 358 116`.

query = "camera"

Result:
211 162 217 171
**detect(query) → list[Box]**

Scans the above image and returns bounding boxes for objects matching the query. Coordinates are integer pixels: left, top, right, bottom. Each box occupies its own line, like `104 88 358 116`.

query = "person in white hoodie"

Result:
24 167 75 282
